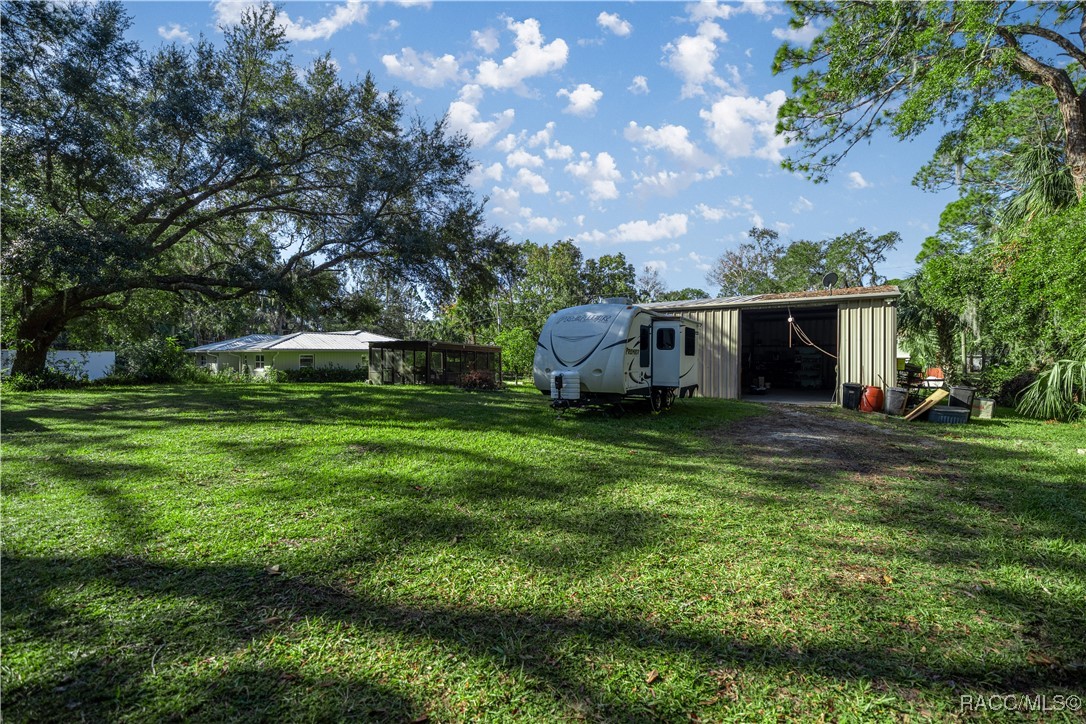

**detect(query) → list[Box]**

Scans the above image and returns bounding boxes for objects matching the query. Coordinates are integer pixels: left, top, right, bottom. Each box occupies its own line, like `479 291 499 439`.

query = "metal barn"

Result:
642 285 900 403
368 340 502 386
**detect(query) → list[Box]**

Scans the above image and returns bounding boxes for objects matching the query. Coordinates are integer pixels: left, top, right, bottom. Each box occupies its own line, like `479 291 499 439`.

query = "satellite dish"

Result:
822 272 839 288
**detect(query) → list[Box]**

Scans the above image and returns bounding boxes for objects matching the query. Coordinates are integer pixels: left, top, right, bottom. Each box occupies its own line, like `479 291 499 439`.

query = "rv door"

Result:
652 320 681 387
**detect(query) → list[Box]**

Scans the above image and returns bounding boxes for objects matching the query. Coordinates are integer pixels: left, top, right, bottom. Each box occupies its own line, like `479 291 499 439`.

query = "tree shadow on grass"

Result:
4 552 1080 722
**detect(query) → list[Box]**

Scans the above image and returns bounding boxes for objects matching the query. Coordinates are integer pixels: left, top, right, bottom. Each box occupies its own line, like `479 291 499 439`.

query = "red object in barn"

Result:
859 385 884 413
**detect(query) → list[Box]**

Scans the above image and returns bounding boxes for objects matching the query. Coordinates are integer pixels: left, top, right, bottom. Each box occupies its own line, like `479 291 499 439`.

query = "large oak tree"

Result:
774 1 1086 197
1 1 508 374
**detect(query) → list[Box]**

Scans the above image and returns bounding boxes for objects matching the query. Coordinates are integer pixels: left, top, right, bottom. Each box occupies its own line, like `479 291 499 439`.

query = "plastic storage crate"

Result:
928 407 969 424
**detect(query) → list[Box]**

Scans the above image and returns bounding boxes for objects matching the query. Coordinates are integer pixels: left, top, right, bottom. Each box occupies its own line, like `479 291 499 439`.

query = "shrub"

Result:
283 365 368 383
1017 358 1086 422
459 369 498 390
113 337 203 383
970 363 1034 405
1 367 84 391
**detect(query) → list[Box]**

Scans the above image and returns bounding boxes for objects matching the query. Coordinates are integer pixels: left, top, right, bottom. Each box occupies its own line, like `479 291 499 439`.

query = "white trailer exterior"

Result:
533 301 700 411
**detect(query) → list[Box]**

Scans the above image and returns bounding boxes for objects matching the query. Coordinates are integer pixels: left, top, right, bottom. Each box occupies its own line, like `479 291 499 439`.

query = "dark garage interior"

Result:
741 305 838 402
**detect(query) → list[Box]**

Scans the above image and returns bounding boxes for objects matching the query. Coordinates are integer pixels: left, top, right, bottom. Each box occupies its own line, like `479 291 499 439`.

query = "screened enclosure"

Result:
368 341 502 386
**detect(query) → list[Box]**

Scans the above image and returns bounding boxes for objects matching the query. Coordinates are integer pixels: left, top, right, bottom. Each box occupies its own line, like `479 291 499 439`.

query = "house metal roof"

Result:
641 285 900 312
186 330 399 354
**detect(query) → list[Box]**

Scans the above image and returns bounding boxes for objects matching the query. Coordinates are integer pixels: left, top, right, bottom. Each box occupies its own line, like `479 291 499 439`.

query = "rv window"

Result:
685 328 696 356
656 328 675 351
639 326 650 367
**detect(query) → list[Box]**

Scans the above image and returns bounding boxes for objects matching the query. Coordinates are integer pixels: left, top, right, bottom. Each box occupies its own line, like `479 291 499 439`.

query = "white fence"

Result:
1 350 116 381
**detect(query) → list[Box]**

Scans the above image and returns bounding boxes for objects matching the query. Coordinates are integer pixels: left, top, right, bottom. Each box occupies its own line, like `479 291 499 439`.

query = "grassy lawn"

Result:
2 383 1084 721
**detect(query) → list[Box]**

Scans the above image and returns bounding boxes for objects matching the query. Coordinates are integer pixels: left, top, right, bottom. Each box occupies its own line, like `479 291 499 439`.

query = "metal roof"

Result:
641 285 900 312
186 330 399 353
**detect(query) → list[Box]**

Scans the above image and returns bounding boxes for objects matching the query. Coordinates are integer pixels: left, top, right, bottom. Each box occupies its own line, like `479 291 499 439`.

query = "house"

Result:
641 285 900 402
186 331 399 374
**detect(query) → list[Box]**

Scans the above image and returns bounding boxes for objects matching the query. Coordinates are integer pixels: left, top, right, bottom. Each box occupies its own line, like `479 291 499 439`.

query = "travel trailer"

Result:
533 299 700 411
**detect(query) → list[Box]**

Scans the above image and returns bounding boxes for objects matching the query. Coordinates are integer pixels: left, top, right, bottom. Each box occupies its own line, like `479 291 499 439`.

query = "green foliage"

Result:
113 337 203 384
283 365 368 383
657 287 710 302
0 368 84 392
1017 358 1086 422
494 326 535 378
707 227 899 295
1 1 508 375
458 368 498 390
774 2 1086 195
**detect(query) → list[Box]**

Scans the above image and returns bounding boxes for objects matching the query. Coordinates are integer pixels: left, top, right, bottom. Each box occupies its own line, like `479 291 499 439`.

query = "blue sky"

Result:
123 1 959 294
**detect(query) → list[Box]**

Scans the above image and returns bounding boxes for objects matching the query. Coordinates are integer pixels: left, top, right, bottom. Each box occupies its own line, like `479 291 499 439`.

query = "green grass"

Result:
2 384 1084 721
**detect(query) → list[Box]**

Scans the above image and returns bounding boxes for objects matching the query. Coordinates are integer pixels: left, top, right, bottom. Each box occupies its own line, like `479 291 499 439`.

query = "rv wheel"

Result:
662 388 675 411
649 387 664 413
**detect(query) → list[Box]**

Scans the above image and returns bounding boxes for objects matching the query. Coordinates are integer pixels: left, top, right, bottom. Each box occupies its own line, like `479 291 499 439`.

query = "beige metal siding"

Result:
838 301 897 390
677 307 740 399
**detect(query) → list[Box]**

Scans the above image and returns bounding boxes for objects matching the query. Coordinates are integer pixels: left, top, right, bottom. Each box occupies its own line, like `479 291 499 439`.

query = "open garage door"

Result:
740 305 838 403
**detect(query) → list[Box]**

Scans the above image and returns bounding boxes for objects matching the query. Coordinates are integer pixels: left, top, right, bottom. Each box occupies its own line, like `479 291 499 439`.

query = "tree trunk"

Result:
1063 91 1086 200
9 302 77 376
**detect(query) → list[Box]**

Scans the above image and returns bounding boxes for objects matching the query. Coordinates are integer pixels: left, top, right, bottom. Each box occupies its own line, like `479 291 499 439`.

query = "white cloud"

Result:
527 123 554 147
624 122 711 166
214 0 368 41
663 20 740 98
475 17 569 92
688 251 712 272
597 11 632 37
700 90 788 161
446 84 515 147
774 221 794 234
467 162 503 186
633 168 723 197
545 141 574 161
695 197 761 224
847 171 871 189
557 83 603 116
514 168 550 194
382 48 462 88
772 23 820 45
506 148 544 168
565 152 622 201
489 185 527 220
791 195 814 213
575 229 608 244
494 132 524 153
472 27 500 54
628 75 650 95
695 203 729 221
612 213 689 243
158 23 193 43
527 215 562 233
652 243 682 254
644 259 669 273
687 0 778 22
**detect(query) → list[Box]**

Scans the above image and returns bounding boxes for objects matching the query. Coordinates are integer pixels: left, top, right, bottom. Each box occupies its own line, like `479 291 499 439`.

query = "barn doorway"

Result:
740 305 838 404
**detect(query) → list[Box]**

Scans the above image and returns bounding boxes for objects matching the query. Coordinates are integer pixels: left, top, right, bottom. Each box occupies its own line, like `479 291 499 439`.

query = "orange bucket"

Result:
859 385 884 413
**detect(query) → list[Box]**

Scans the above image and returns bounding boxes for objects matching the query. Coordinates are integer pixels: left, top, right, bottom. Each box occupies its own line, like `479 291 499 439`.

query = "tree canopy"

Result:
705 227 898 296
1 1 509 374
774 1 1086 197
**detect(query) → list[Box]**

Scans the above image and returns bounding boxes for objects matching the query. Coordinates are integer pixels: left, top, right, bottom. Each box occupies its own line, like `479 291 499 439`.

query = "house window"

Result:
656 328 675 351
254 354 265 370
198 354 208 367
684 328 696 356
299 354 314 368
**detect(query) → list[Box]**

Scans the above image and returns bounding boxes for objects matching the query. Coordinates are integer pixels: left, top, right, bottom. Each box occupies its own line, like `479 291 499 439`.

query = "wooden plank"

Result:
904 388 949 421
